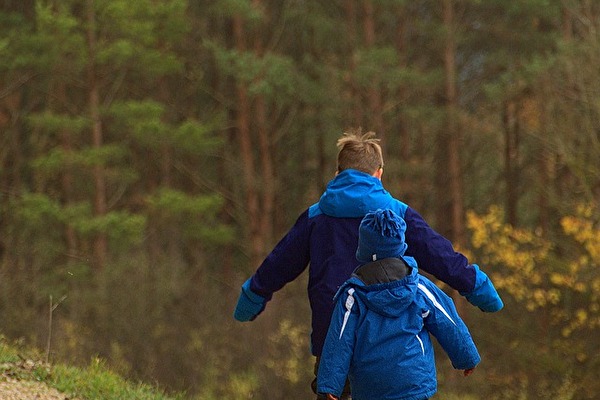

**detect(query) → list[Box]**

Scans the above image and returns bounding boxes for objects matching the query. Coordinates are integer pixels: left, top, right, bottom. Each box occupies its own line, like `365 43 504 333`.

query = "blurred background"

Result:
0 0 599 398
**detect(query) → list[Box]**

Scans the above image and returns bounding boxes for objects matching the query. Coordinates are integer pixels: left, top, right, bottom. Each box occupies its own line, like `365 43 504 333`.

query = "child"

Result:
234 129 499 399
317 209 480 400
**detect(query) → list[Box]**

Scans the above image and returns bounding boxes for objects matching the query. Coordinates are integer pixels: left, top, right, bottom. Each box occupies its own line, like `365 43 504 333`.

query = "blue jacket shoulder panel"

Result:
317 170 407 218
308 203 322 218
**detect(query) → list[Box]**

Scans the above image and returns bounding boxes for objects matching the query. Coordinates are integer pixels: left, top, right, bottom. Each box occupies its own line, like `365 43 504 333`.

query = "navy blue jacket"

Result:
317 258 480 400
249 169 501 356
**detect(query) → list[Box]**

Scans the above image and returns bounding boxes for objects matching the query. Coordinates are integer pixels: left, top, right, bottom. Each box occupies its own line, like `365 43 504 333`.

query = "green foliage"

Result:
354 46 399 87
107 99 169 147
534 34 600 202
147 188 222 216
207 43 304 101
0 10 49 71
107 100 223 153
14 192 62 228
210 0 263 22
146 188 233 243
281 1 344 54
27 111 88 136
173 119 224 154
33 1 86 70
11 190 145 258
95 0 186 75
30 144 132 178
51 357 185 400
75 211 146 243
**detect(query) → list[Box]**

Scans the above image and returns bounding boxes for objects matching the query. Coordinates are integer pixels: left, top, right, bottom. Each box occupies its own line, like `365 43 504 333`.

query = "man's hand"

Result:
461 265 504 312
463 367 476 377
233 278 267 322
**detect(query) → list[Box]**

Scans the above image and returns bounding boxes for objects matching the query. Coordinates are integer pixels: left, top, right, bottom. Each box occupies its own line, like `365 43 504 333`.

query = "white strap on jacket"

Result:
339 288 355 339
418 283 456 325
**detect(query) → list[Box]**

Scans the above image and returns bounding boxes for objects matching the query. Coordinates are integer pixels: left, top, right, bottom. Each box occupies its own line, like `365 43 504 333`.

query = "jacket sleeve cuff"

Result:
460 265 504 312
233 278 267 322
242 278 266 304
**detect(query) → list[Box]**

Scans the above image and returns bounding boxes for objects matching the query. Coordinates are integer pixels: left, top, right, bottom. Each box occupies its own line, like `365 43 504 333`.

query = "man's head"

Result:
336 129 383 177
356 209 408 263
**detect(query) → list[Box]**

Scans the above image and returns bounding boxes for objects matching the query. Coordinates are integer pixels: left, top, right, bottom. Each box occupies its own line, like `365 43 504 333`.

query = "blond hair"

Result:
336 129 383 174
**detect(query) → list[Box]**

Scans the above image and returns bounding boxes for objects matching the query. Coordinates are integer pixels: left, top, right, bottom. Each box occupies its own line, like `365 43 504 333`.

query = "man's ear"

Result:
373 167 383 180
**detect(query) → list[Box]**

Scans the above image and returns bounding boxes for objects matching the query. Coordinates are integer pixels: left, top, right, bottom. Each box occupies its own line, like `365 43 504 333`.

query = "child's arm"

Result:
418 277 481 371
404 207 503 312
317 286 358 398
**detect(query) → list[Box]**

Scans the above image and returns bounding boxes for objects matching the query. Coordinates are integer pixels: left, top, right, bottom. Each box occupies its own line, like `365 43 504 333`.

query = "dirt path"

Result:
0 378 76 400
0 359 80 400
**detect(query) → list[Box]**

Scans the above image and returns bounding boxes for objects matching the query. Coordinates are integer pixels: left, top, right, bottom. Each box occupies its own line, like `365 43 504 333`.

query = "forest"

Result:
0 0 599 399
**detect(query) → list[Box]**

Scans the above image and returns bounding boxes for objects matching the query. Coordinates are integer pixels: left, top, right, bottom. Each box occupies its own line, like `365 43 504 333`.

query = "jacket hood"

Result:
318 169 394 218
349 257 419 318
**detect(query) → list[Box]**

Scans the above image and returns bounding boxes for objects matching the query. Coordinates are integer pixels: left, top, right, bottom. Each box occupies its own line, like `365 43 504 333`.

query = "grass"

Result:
0 335 186 400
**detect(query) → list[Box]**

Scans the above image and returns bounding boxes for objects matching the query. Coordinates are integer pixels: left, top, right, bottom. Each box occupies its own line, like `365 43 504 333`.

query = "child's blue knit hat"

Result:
356 209 408 263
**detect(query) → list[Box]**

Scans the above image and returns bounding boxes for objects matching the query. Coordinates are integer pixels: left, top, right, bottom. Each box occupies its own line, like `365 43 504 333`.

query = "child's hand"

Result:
463 367 476 377
317 393 338 400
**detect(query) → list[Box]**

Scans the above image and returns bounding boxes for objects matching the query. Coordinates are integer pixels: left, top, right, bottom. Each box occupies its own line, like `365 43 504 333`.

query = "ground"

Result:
0 359 79 400
0 378 75 400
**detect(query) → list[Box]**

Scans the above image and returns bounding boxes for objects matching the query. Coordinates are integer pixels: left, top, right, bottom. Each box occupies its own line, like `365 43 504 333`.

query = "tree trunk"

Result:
441 5 467 375
253 0 275 253
219 111 236 290
443 0 465 247
363 0 385 143
503 100 520 227
232 14 262 268
0 85 24 270
86 0 107 270
434 137 452 237
256 98 274 252
395 7 410 161
561 5 573 40
537 134 551 235
345 0 362 126
57 83 78 258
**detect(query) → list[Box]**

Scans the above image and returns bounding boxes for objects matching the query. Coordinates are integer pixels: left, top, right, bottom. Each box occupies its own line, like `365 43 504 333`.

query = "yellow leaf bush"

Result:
467 203 600 334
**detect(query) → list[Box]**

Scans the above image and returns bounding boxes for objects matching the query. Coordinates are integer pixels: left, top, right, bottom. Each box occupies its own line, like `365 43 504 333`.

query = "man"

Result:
234 129 502 399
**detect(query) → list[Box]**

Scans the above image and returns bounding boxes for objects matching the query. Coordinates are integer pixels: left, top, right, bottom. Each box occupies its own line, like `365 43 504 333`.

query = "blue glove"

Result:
460 265 504 312
233 278 267 322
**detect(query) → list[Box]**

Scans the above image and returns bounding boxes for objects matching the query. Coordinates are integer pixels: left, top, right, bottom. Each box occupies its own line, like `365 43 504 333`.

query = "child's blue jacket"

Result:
248 169 502 356
317 260 481 400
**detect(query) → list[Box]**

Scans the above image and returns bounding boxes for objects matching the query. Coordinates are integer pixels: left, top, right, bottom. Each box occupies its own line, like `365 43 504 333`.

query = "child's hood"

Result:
318 169 394 218
349 257 419 317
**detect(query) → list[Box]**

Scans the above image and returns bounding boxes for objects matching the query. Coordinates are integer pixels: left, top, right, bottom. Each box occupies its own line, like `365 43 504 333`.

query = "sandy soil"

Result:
0 378 77 400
